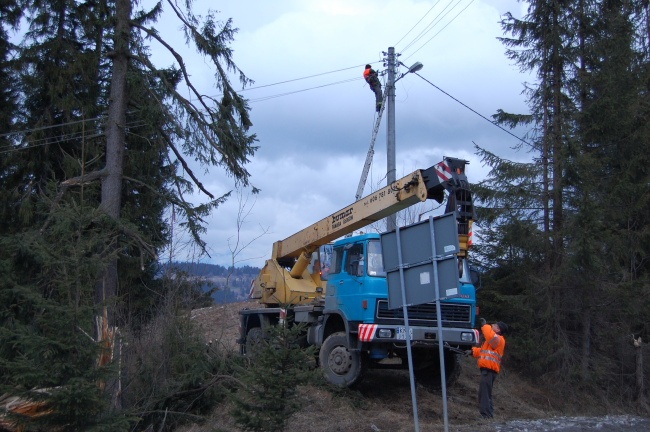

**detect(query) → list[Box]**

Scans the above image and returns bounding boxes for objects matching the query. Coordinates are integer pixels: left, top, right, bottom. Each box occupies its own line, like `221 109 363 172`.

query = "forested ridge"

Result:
0 0 649 431
166 262 260 304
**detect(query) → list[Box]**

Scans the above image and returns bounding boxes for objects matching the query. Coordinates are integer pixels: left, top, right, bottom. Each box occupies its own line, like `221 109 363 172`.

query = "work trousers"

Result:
368 79 383 105
478 368 498 418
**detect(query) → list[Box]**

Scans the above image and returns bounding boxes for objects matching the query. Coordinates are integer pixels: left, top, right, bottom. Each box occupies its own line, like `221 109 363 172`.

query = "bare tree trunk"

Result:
633 336 646 406
646 2 650 60
95 0 131 409
541 47 550 273
98 0 130 311
96 0 131 411
550 5 563 269
580 309 591 381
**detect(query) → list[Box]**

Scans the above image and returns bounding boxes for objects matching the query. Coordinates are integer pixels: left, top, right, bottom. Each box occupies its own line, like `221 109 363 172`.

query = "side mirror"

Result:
469 268 482 290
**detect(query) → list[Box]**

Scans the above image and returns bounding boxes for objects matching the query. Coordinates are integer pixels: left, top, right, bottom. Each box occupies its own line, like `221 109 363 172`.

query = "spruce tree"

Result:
1 0 257 428
231 322 317 432
567 0 650 386
0 1 22 232
478 0 650 401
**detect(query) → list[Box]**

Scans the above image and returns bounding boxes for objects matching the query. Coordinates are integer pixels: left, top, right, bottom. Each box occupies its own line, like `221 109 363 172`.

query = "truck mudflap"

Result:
357 323 479 346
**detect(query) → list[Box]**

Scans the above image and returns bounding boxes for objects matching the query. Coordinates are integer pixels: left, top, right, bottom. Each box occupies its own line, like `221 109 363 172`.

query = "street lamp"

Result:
397 61 424 81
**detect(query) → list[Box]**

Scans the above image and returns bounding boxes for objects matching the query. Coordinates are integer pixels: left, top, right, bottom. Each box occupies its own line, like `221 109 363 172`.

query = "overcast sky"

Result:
145 0 534 268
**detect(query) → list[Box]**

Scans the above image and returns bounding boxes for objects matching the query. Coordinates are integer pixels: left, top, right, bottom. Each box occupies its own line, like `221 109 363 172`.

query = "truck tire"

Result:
245 327 265 357
412 349 461 390
319 332 364 387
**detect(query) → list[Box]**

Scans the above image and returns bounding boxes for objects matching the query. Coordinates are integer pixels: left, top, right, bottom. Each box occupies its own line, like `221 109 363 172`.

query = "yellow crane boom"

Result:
273 164 447 261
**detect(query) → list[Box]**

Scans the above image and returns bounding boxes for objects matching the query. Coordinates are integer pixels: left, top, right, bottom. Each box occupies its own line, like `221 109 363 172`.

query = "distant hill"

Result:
167 262 260 304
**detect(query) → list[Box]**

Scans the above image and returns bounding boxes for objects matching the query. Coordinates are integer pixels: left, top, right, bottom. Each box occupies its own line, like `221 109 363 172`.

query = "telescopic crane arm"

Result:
273 157 474 265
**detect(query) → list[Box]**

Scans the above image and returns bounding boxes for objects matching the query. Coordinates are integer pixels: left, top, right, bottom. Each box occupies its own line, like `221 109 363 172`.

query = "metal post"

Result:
386 47 397 231
395 225 420 432
429 216 450 432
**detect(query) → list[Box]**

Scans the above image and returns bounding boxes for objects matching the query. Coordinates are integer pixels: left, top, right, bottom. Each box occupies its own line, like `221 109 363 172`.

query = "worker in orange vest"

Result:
363 64 383 112
468 319 508 419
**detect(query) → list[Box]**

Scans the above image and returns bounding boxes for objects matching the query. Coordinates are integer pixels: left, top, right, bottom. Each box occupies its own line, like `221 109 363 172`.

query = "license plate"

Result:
396 327 413 340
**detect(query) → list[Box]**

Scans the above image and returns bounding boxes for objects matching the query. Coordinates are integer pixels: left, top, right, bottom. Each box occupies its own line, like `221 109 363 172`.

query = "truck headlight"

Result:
461 332 474 342
377 329 393 338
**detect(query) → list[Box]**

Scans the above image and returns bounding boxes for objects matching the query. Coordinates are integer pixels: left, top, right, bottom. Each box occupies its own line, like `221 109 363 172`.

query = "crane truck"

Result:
238 157 479 388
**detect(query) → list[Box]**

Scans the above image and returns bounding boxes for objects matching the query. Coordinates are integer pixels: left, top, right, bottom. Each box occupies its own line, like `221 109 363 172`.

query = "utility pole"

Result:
386 47 397 231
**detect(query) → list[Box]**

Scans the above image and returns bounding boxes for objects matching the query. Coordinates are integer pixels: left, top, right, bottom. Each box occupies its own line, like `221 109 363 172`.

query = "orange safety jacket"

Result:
472 323 506 373
363 68 376 83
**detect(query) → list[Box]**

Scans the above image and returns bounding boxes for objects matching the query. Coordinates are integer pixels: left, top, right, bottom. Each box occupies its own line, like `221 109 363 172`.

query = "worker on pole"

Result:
363 64 383 112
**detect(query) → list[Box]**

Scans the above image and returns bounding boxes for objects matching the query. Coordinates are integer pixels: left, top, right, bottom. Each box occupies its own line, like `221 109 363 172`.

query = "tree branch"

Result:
41 168 109 231
159 127 214 199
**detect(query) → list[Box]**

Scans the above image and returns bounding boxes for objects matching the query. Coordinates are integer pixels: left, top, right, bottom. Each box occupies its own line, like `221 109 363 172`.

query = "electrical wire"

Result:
0 73 362 150
404 0 476 61
0 120 148 155
0 119 146 149
400 0 460 53
0 114 107 139
393 1 442 48
1 67 367 148
0 108 145 142
1 67 369 140
249 77 360 102
414 72 531 146
239 63 375 93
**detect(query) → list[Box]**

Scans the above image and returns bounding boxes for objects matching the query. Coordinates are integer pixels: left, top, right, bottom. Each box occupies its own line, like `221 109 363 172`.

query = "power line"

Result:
1 63 377 142
210 62 383 103
0 68 367 152
1 69 365 148
404 0 476 61
249 77 360 102
414 72 531 146
0 114 107 139
0 120 148 155
239 63 375 93
394 1 442 48
400 0 459 53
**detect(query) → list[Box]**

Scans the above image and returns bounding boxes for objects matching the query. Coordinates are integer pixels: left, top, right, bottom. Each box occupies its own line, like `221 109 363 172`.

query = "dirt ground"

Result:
186 301 641 432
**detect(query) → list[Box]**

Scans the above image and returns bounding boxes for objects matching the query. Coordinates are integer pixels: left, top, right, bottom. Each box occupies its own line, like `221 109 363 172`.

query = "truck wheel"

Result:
319 332 364 387
245 327 265 357
412 349 461 390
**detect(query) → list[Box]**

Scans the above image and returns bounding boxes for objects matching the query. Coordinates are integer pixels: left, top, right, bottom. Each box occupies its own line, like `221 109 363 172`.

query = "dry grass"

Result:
185 301 569 432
